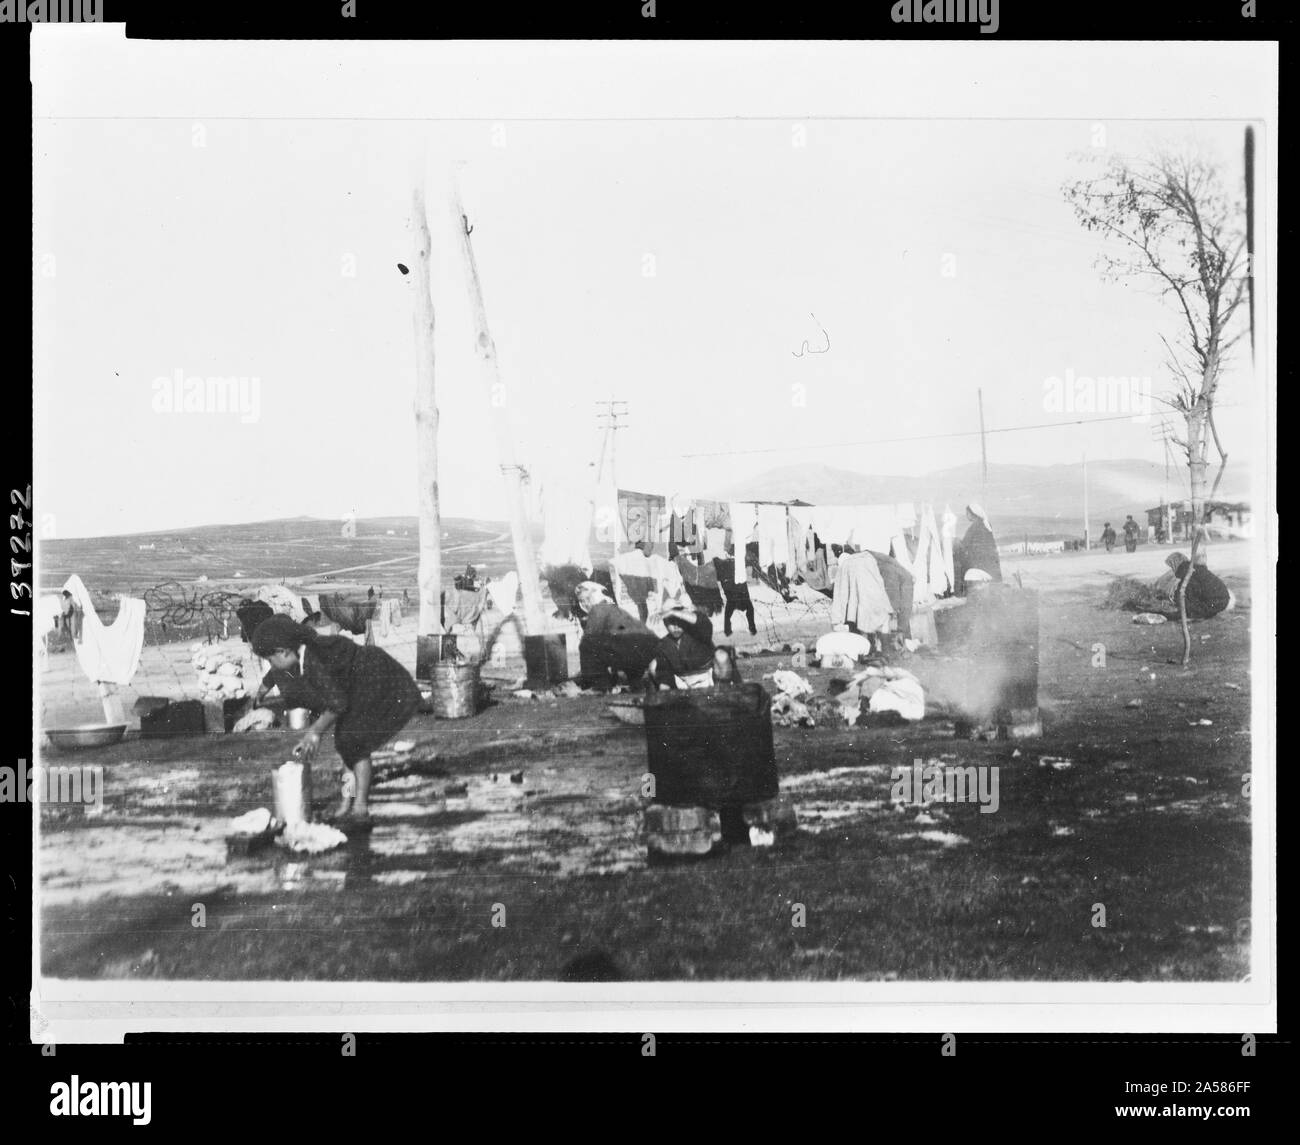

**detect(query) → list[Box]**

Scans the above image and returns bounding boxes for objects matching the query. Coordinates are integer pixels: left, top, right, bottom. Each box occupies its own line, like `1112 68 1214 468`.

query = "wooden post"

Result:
1081 451 1090 549
411 180 443 664
448 170 547 634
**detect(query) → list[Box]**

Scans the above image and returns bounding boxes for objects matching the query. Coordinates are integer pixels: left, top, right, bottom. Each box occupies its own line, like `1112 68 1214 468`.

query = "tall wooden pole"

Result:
411 181 442 643
977 388 988 490
448 170 547 633
1081 451 1090 550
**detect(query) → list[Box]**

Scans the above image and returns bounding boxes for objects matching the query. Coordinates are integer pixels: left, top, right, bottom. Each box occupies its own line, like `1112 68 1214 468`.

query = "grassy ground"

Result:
39 553 1253 981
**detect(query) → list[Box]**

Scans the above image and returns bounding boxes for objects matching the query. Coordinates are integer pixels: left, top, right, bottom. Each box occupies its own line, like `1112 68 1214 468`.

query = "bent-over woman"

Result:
252 614 421 824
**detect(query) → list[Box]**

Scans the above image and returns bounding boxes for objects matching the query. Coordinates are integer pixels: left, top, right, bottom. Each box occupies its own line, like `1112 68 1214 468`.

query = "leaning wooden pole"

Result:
411 181 443 655
448 171 547 633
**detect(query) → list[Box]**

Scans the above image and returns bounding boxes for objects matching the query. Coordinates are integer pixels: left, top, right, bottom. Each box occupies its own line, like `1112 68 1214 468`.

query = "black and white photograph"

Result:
27 34 1275 1035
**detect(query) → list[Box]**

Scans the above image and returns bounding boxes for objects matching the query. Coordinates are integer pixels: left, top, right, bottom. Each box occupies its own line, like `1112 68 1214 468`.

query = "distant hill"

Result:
708 460 1250 541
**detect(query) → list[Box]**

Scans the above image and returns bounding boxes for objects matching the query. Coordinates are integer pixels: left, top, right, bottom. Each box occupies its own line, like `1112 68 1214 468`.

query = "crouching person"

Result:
1156 551 1232 620
573 582 660 692
252 614 421 825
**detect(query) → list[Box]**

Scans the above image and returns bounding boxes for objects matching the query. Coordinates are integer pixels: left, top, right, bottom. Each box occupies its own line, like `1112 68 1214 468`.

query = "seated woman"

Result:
251 614 421 824
573 581 660 691
1155 551 1232 620
953 503 1002 590
648 605 716 690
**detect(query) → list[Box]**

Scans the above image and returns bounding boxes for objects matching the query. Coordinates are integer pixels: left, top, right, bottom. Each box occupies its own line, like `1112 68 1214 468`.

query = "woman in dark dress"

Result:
252 615 421 823
954 503 1002 590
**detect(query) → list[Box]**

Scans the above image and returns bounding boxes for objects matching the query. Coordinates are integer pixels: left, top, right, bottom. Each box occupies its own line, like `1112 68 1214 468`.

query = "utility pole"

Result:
1151 418 1176 543
594 399 628 489
447 169 546 634
410 179 442 659
977 388 988 491
1081 451 1090 550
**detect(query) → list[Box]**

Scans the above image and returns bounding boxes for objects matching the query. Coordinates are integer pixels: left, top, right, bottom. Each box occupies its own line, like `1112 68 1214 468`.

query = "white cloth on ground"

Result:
868 675 926 721
61 574 147 685
232 707 277 733
815 631 875 666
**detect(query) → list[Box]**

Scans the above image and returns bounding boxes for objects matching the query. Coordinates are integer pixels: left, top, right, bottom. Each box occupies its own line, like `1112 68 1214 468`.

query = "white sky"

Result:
32 37 1273 537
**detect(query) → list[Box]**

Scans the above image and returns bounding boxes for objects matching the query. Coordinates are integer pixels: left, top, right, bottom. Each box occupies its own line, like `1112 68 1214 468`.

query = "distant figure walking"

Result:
1123 515 1140 553
1101 522 1117 553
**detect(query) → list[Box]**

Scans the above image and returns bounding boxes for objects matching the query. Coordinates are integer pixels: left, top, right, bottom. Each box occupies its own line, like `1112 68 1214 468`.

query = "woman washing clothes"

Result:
573 581 660 691
251 614 421 825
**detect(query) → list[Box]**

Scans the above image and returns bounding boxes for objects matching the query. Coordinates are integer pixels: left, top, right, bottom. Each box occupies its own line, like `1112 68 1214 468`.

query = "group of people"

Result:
1101 515 1144 553
573 580 741 693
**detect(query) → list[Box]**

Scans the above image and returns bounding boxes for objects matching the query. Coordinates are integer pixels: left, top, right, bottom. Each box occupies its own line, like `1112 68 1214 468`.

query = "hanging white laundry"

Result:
940 504 958 595
38 593 64 636
704 527 728 559
485 571 519 614
730 502 759 549
612 549 652 577
845 506 898 554
889 530 914 574
908 504 937 600
809 506 858 549
61 574 147 685
539 475 595 571
645 553 686 613
756 504 788 569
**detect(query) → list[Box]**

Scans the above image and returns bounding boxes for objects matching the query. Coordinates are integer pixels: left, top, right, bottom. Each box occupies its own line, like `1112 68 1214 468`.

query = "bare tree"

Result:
1064 147 1249 525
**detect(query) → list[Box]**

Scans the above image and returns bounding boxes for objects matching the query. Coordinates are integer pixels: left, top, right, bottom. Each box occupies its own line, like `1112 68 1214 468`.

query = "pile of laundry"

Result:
191 643 250 702
768 670 844 728
833 665 927 724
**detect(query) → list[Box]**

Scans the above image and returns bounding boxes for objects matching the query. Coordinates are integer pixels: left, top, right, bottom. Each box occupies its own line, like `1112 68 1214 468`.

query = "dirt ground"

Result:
37 542 1256 981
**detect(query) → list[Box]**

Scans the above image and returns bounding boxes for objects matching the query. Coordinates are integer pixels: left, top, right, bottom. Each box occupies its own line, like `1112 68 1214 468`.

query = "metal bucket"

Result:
286 707 312 730
429 661 481 719
272 760 313 825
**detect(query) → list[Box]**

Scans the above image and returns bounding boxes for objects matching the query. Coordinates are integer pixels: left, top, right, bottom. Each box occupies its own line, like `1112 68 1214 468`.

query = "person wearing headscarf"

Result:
648 605 716 689
572 581 660 692
1153 551 1231 619
953 503 1002 590
251 614 421 823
